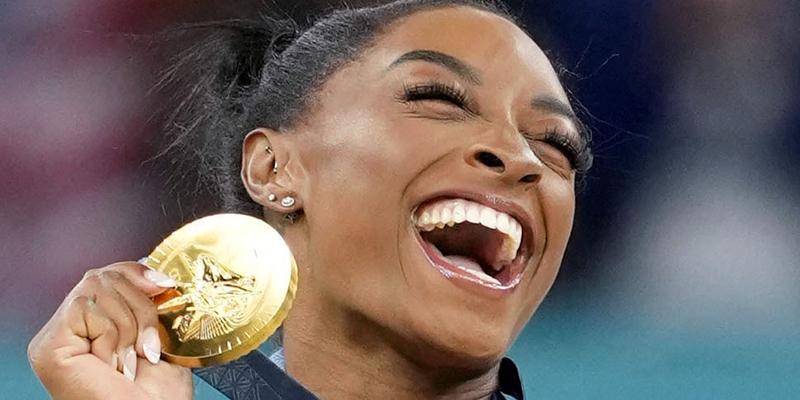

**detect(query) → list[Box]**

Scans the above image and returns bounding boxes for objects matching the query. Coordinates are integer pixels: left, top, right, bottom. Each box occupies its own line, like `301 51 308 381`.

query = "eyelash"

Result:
399 81 471 111
524 128 584 171
399 81 588 172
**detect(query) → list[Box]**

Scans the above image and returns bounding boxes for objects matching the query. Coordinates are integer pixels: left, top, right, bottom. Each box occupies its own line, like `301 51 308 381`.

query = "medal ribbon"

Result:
194 350 318 399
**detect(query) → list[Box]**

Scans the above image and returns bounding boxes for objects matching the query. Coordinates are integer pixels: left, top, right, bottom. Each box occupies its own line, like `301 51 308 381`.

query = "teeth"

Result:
446 255 502 285
496 213 510 234
459 265 502 285
430 208 441 225
466 204 480 223
479 207 496 229
441 207 452 223
452 202 466 223
420 211 431 225
414 198 523 263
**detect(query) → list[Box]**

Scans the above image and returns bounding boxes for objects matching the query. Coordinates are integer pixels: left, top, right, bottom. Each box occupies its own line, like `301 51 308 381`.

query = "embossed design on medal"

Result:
157 252 263 342
143 213 297 367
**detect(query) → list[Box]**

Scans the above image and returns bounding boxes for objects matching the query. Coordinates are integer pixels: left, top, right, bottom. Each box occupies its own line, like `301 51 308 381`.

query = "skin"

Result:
29 6 580 400
245 7 579 399
28 263 193 400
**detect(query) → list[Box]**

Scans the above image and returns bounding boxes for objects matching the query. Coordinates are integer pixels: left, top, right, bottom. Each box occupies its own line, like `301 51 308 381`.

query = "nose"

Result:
465 137 543 185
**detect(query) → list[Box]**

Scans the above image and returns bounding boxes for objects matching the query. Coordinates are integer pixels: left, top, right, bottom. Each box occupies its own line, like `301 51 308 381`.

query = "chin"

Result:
397 310 516 371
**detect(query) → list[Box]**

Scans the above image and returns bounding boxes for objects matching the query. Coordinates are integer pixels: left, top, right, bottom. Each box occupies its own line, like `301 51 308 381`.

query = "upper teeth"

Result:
414 198 523 264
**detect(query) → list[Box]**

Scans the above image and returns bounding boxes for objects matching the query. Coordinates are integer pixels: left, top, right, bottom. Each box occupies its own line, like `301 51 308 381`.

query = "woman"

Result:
27 0 592 398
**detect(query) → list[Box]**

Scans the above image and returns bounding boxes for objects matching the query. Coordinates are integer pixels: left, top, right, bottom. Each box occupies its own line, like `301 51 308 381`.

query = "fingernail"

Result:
137 257 149 265
144 269 176 288
142 326 161 365
123 346 137 381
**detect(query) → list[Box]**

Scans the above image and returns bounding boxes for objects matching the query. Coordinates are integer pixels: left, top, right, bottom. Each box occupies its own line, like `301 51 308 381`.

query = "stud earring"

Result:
267 193 277 202
265 146 273 154
280 196 295 208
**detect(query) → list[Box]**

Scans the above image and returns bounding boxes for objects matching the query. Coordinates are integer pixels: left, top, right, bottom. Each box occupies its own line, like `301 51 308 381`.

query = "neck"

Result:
282 292 499 400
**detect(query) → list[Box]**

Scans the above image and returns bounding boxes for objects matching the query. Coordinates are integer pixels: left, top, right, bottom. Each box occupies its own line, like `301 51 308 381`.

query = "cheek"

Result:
521 177 575 312
297 115 415 301
305 108 413 186
542 178 576 246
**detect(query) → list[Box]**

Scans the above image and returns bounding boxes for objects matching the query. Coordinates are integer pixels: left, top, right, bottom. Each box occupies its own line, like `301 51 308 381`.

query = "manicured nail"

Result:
142 327 161 365
137 257 149 265
144 269 176 288
122 346 137 381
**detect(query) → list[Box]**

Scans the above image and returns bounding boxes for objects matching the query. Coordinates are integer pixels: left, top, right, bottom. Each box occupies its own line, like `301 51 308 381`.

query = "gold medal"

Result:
140 213 297 368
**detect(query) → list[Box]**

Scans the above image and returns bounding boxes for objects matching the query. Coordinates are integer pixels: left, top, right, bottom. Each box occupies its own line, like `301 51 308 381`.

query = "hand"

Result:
28 262 193 400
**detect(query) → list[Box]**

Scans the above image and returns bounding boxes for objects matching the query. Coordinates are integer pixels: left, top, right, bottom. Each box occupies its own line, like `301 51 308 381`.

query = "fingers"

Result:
84 273 139 379
28 261 183 400
98 270 162 364
103 262 177 296
67 296 120 369
29 294 124 396
74 263 177 380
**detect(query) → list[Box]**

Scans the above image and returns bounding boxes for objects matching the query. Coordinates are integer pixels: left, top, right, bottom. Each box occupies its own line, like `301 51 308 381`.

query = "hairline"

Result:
276 3 521 132
279 3 585 145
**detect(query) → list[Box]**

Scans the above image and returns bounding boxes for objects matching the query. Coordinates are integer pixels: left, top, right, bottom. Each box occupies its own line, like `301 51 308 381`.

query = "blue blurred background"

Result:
2 0 798 398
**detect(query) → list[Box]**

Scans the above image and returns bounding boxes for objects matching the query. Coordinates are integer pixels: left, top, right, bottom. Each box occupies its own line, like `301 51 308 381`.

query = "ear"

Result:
241 128 304 215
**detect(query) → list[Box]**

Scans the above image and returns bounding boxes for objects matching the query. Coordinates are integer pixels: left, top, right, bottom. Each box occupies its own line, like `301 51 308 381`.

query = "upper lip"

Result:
411 189 536 265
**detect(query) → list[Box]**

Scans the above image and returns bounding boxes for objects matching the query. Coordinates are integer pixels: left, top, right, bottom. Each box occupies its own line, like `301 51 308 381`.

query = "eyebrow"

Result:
387 49 482 85
388 51 586 142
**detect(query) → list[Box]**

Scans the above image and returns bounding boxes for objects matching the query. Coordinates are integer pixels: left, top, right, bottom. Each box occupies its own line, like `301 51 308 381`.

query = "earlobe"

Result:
241 128 304 215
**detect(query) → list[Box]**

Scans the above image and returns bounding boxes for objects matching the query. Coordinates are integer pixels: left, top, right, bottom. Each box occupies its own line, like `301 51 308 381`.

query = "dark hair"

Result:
155 0 590 218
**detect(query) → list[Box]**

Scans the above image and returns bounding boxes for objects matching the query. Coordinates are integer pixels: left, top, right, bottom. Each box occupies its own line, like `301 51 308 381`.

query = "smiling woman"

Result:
27 1 592 399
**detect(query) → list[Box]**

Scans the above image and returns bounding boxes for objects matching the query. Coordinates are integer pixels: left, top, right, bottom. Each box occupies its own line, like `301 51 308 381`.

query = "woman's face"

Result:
257 6 582 368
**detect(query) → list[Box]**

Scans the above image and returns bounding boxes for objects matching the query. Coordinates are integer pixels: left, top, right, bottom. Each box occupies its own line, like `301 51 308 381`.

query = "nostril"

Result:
519 174 539 184
475 151 505 172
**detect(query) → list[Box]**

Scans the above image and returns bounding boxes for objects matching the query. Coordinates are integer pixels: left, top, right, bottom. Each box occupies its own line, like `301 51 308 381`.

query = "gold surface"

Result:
142 214 297 368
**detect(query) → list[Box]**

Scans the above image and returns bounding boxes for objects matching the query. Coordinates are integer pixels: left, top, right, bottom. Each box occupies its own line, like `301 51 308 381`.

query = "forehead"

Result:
366 6 568 100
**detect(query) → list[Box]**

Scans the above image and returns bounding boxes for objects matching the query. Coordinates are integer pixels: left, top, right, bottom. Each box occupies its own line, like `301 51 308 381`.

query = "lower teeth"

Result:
460 266 501 285
425 243 503 285
445 255 501 285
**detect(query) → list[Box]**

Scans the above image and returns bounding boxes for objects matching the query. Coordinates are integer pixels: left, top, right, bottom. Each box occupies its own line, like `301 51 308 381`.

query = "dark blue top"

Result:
195 350 524 399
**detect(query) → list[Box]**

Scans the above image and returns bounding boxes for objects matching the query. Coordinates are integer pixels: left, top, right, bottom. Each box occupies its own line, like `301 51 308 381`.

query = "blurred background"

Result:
2 0 798 398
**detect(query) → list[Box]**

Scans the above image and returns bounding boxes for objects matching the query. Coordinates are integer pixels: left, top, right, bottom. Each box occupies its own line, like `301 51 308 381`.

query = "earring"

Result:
285 212 299 224
280 196 295 208
267 193 277 202
266 145 278 173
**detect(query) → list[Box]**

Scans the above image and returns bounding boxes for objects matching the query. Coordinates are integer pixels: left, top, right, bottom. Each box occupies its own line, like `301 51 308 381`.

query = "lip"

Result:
410 190 536 295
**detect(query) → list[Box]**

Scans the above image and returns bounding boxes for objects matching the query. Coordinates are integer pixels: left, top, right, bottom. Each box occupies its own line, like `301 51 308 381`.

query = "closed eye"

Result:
396 81 478 116
522 128 588 172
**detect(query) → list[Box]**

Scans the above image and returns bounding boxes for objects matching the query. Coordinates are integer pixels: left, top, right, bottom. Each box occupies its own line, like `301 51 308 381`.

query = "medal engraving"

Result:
142 214 297 368
158 252 263 342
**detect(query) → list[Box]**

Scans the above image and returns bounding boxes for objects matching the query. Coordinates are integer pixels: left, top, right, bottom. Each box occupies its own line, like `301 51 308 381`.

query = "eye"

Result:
397 81 476 116
522 128 584 172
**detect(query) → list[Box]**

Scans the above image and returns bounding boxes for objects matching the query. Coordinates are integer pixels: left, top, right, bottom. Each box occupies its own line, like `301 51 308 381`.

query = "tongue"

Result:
445 255 501 285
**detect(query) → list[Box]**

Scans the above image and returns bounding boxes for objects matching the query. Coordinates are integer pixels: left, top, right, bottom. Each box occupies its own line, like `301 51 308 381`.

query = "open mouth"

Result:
412 197 530 289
